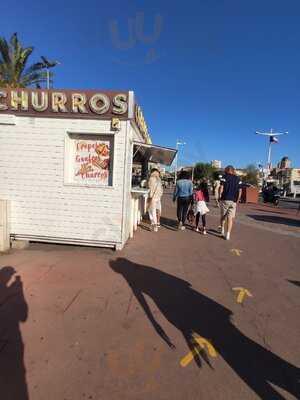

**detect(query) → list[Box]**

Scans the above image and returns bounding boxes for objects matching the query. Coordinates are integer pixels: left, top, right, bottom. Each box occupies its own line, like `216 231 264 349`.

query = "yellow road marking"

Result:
232 287 253 304
230 249 243 256
180 336 217 367
180 347 201 367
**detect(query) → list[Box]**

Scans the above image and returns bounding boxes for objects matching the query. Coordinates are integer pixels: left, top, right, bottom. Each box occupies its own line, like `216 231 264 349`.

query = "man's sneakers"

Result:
151 224 158 232
178 222 185 230
195 227 207 234
218 225 230 240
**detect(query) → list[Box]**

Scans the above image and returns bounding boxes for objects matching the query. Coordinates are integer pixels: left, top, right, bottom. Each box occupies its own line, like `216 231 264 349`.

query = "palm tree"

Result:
0 33 53 88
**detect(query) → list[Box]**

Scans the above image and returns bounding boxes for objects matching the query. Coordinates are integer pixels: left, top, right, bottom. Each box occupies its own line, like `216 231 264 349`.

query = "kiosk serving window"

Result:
65 133 113 186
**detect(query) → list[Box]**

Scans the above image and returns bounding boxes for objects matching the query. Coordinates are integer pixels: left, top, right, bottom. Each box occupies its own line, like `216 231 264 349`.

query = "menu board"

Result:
73 139 110 185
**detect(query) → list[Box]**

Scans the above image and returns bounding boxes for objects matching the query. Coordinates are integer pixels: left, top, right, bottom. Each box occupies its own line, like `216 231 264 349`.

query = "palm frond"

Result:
23 62 46 77
0 37 10 64
0 33 58 88
14 47 34 80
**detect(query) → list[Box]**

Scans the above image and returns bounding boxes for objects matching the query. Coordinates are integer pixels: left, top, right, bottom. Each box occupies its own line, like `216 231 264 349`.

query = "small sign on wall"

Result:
111 117 121 131
65 133 113 186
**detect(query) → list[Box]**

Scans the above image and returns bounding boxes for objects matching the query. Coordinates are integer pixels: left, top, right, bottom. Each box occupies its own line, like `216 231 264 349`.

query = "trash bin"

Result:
241 187 259 204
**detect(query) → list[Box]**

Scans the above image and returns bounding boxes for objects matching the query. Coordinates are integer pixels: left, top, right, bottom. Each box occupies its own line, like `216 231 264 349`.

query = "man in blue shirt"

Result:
173 171 193 230
219 165 242 240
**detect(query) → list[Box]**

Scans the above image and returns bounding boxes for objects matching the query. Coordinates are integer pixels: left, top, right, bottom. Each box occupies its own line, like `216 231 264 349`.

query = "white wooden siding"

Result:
0 116 128 246
121 122 134 243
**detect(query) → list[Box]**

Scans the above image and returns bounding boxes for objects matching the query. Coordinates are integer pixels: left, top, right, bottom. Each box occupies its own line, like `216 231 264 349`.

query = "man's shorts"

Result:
220 200 237 218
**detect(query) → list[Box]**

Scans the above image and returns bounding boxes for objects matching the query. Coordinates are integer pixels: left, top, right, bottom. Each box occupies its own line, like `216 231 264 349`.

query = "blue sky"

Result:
1 0 300 168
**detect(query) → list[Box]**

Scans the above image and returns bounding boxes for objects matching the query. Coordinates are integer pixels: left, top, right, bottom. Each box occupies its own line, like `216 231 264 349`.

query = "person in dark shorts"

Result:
218 165 242 240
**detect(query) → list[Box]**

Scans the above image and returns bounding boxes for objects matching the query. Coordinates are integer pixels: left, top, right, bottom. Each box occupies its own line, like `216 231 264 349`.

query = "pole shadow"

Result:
139 223 152 232
253 208 285 215
287 280 300 288
110 258 300 399
207 229 223 239
247 214 300 228
160 216 179 231
0 266 29 400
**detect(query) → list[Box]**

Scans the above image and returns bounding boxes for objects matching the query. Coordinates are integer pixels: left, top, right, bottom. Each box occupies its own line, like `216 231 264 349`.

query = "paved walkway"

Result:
208 196 300 238
0 194 299 400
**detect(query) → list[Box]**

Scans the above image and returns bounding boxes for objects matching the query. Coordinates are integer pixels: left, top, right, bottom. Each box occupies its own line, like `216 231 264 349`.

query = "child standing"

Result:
193 181 210 234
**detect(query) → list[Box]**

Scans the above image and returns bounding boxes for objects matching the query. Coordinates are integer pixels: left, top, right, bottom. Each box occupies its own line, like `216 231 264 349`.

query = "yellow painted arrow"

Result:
180 336 217 367
232 287 253 304
230 249 243 256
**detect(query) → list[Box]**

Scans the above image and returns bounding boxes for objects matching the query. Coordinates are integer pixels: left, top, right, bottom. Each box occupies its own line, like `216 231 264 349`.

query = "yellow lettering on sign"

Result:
52 92 68 112
0 91 8 110
31 91 48 112
89 93 110 114
112 93 127 114
135 105 151 144
72 93 88 113
11 91 28 111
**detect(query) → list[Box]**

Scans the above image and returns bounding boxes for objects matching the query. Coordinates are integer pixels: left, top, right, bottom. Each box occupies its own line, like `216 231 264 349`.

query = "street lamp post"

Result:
46 66 50 90
255 129 288 178
40 56 60 89
174 139 186 185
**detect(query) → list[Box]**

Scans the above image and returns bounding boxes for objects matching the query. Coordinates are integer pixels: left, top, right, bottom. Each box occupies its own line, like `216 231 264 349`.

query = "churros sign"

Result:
0 88 152 144
0 89 128 119
74 140 110 185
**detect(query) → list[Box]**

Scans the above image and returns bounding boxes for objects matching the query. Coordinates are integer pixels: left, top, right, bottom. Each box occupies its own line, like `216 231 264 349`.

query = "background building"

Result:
235 169 247 178
278 156 291 169
270 157 300 196
211 160 222 169
277 168 300 197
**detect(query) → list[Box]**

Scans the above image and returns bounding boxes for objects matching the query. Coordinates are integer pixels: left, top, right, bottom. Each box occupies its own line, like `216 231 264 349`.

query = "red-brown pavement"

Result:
0 192 299 400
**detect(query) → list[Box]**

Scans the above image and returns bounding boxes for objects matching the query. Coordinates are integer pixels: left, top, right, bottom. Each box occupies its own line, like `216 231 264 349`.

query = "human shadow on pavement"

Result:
207 229 222 238
160 217 179 231
247 214 300 227
0 266 29 400
110 258 300 400
139 223 152 232
253 208 285 215
288 280 300 288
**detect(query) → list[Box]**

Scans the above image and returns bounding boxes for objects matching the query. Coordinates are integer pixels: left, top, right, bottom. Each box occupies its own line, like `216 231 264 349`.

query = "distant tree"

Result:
242 164 259 186
0 33 52 88
212 170 223 181
194 162 216 181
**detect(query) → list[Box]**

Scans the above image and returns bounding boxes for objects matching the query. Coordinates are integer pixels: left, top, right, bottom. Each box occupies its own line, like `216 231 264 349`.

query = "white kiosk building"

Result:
0 88 176 250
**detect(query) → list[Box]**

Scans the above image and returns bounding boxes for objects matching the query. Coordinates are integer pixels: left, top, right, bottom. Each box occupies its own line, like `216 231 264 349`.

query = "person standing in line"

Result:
147 168 163 232
193 180 210 234
214 176 221 207
218 165 242 240
173 171 193 230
